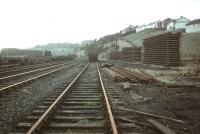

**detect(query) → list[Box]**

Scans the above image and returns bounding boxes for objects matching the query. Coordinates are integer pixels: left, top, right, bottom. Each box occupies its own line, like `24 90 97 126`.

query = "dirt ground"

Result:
107 61 200 134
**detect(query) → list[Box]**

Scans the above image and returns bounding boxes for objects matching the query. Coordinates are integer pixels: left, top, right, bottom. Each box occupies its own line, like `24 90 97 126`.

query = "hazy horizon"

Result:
0 0 200 50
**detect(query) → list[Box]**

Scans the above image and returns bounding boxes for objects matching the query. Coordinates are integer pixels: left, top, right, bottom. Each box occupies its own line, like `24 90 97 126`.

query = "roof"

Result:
162 18 173 22
186 19 200 26
176 16 190 22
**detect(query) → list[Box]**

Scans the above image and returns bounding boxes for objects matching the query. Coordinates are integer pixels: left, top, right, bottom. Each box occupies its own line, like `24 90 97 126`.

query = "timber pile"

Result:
102 66 154 83
109 51 122 60
122 47 142 62
143 32 181 66
102 67 126 81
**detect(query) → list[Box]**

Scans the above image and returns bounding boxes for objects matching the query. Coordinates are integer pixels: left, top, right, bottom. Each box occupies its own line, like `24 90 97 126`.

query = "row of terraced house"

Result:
136 16 200 33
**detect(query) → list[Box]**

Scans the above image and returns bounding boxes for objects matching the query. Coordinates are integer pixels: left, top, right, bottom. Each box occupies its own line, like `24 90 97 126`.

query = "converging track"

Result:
0 61 78 94
10 62 186 134
0 61 71 77
11 63 118 134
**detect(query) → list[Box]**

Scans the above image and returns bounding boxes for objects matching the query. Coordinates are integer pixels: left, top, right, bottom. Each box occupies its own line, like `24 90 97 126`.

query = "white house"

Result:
147 21 161 29
185 19 200 33
161 18 173 29
136 21 161 32
136 24 146 32
167 16 190 30
175 16 190 29
167 20 175 30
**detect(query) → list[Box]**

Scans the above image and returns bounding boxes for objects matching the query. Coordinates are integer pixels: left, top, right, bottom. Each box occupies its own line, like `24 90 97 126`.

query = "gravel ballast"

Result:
0 63 85 133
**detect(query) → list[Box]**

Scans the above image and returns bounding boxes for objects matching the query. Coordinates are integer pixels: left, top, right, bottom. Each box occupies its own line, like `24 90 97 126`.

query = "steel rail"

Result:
0 61 66 75
0 62 79 92
0 60 68 72
0 61 75 80
26 63 89 134
117 66 151 81
96 63 119 134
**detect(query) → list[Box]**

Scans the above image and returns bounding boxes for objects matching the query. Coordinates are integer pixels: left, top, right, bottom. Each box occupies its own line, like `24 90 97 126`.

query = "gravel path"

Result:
0 63 85 133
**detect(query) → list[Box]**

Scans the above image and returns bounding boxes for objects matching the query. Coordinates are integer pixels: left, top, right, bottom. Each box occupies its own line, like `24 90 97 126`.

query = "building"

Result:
147 21 161 29
136 24 147 32
122 25 136 33
185 19 200 33
167 20 176 30
161 18 173 29
167 16 190 30
0 48 44 59
175 16 190 29
136 21 161 32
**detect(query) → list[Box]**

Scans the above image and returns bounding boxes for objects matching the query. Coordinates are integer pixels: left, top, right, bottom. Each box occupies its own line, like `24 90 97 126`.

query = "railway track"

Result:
0 61 79 94
9 62 187 134
0 61 71 77
10 63 118 133
0 63 20 70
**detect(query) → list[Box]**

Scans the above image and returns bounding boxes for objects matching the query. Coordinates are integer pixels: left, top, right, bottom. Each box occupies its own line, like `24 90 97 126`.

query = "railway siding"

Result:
0 63 83 134
5 62 190 134
10 63 114 133
0 61 79 94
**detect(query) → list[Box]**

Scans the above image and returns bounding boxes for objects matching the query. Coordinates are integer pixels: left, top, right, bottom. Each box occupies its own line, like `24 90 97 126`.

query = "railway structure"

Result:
0 61 71 77
0 61 79 94
11 63 118 133
9 63 186 134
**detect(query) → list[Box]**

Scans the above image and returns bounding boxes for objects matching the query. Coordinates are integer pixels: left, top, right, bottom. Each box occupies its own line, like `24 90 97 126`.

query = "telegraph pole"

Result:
115 33 118 61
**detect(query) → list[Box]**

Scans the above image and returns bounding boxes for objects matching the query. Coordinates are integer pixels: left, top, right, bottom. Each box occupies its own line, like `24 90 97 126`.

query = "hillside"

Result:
95 28 166 60
30 43 80 56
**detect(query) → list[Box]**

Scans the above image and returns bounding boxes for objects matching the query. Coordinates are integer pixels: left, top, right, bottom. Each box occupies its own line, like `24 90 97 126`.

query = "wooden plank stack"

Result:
122 47 142 62
143 32 181 66
109 51 122 60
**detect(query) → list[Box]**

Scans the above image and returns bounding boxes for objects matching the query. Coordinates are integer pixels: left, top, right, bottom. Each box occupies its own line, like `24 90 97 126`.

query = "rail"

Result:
25 63 119 134
0 62 78 92
97 63 118 134
26 63 89 134
0 61 75 80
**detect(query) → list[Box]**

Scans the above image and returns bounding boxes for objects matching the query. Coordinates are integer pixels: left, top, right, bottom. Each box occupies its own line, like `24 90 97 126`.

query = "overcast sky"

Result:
0 0 199 50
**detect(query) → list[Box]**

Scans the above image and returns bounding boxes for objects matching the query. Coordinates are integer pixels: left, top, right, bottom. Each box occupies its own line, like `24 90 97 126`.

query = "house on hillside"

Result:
136 21 161 32
167 16 190 30
161 18 173 29
185 19 200 33
147 21 161 29
175 16 190 29
167 20 176 30
136 24 146 32
122 25 136 33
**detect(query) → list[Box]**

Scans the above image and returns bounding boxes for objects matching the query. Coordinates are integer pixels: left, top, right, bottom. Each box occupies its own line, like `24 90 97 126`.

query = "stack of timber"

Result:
109 51 122 60
143 32 181 66
122 47 142 62
102 67 126 81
